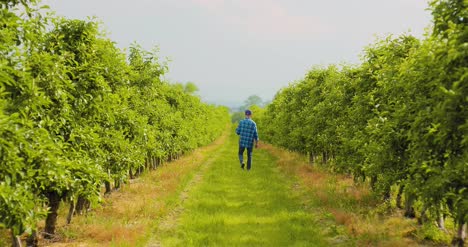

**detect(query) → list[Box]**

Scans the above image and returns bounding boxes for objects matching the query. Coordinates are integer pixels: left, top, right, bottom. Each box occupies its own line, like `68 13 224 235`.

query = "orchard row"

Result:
1 1 229 245
258 0 466 245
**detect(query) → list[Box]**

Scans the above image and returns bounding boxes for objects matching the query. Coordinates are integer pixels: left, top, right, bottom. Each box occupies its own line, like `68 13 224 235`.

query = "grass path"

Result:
148 136 226 246
150 129 343 246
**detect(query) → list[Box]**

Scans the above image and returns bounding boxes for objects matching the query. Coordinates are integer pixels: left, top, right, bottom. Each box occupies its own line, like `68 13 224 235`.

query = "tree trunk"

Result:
383 187 391 201
309 152 315 165
396 185 404 209
114 179 121 190
104 181 112 195
86 199 91 211
75 196 85 215
137 166 143 176
322 151 327 164
44 191 61 239
66 201 75 224
404 192 416 218
145 157 150 170
11 231 22 247
451 222 466 247
370 176 377 191
437 213 446 231
129 167 134 179
26 230 38 247
418 204 429 224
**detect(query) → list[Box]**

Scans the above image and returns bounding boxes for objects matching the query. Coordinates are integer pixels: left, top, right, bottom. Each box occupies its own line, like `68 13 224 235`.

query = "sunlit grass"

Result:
155 128 341 247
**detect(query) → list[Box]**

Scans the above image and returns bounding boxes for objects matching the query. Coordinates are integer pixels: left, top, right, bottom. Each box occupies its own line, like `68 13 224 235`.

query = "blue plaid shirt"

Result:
236 118 259 148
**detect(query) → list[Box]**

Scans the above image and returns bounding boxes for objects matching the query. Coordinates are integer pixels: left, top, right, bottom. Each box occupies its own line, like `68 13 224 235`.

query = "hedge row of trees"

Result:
261 0 466 245
1 1 229 245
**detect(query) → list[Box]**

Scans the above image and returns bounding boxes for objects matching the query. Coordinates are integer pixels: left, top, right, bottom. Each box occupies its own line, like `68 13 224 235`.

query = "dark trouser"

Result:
238 146 253 170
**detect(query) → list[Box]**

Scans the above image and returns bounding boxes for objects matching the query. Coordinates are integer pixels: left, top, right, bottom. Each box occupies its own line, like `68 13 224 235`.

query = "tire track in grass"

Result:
152 128 346 246
147 134 229 247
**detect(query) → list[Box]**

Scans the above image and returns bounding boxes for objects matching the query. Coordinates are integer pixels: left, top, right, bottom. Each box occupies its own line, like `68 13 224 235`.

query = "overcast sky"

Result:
41 0 432 107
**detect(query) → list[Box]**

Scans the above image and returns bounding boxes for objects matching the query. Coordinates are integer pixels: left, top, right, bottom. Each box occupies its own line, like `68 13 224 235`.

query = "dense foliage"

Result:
0 0 228 244
261 0 467 245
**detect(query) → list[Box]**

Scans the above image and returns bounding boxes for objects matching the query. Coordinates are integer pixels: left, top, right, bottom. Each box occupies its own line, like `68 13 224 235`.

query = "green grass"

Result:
155 130 336 246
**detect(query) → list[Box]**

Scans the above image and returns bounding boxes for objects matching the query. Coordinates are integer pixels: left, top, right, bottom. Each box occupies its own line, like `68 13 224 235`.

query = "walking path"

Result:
149 128 341 246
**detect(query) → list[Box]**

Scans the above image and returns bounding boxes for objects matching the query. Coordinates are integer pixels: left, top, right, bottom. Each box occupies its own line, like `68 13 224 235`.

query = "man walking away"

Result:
236 109 259 170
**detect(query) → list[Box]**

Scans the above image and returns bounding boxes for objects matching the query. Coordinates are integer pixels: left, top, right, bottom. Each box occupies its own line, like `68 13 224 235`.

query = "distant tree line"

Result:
231 95 267 123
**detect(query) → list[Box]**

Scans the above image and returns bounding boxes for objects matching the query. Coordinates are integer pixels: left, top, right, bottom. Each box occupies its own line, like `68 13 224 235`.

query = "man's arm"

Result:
235 121 241 135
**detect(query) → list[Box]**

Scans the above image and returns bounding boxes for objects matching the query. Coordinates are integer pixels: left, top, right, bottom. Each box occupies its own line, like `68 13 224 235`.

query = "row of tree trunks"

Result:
145 156 163 170
307 149 465 246
307 150 466 246
308 151 335 165
22 152 184 246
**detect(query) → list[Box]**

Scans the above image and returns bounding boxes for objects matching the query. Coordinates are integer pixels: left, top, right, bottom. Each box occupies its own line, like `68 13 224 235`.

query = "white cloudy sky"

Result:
41 0 432 106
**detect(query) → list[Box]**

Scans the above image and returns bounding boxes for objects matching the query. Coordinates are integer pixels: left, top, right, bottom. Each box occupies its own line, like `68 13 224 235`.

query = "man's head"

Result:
245 109 252 118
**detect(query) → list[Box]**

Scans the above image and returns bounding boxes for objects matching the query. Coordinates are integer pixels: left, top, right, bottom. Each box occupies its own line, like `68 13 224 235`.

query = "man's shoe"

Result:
241 163 245 169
